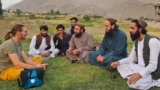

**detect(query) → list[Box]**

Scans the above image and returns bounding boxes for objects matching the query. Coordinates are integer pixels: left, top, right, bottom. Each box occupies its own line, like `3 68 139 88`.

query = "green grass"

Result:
0 52 159 90
1 48 128 90
0 38 158 90
43 56 127 90
0 16 160 90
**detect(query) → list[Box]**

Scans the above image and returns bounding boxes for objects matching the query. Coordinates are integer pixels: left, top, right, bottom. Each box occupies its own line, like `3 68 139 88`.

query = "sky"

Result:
1 0 23 9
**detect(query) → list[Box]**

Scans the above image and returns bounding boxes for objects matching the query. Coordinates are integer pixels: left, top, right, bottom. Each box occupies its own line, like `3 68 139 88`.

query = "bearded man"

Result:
111 19 160 89
29 25 59 59
66 23 95 63
89 18 127 69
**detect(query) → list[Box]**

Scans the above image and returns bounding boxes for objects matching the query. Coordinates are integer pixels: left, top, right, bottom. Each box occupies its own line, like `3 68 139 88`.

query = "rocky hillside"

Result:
9 0 160 19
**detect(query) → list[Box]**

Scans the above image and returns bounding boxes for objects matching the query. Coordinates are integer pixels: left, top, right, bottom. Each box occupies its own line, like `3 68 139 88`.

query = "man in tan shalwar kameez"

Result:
66 23 95 63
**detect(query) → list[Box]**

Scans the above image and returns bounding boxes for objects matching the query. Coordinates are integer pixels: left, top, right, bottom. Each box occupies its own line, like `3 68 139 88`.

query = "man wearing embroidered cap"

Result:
111 19 160 89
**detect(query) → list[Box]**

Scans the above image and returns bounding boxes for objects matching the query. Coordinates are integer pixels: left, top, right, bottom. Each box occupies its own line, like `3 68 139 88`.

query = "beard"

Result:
105 28 114 37
20 36 26 40
75 32 82 38
130 31 140 41
41 33 48 37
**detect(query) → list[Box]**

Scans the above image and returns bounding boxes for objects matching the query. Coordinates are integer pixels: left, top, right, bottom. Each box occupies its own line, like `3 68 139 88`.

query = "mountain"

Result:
138 0 160 4
105 0 155 19
9 0 160 19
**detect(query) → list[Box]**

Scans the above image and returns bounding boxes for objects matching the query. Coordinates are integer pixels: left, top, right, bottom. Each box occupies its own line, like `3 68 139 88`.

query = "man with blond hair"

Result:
0 24 47 81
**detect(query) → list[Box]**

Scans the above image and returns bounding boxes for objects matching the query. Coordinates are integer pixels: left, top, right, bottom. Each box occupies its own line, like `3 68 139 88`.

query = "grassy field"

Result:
0 16 160 90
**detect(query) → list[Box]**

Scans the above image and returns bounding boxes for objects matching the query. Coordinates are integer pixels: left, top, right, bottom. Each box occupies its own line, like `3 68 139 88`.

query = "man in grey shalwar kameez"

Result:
66 23 95 63
89 18 127 69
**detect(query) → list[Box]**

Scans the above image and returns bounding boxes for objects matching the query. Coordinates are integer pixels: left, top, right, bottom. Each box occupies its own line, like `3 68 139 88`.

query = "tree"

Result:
0 0 3 18
50 9 54 15
55 10 60 15
15 9 22 16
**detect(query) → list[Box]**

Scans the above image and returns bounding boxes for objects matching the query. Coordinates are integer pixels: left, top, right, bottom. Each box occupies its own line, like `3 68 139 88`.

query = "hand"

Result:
111 61 119 69
72 49 80 55
39 52 46 57
67 49 73 54
128 73 142 84
41 63 48 70
35 63 48 70
96 55 104 63
44 51 51 57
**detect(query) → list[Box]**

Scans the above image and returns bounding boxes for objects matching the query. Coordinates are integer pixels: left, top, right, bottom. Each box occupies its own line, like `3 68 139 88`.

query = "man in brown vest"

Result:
111 19 160 89
29 25 59 59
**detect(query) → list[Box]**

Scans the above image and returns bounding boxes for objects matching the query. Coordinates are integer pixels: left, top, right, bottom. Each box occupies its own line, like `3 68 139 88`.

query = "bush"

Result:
92 15 102 19
55 10 60 15
83 15 90 21
45 17 50 20
125 17 132 21
29 14 36 19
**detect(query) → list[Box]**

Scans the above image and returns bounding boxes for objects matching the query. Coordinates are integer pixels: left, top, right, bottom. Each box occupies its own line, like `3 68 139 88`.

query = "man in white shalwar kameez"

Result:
111 19 160 90
29 25 59 59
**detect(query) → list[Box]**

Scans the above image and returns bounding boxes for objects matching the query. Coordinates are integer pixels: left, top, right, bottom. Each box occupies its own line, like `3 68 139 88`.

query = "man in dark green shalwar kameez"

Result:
89 18 128 69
